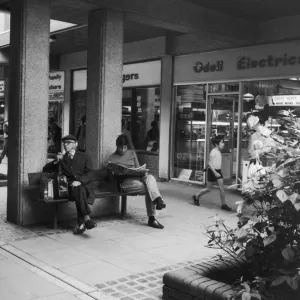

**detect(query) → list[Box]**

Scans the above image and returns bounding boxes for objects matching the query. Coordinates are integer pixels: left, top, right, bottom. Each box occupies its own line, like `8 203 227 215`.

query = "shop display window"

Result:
174 84 206 182
48 101 63 153
122 87 160 152
242 78 300 164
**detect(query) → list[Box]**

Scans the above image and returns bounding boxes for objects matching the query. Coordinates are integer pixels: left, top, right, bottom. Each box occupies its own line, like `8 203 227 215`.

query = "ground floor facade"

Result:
44 40 300 186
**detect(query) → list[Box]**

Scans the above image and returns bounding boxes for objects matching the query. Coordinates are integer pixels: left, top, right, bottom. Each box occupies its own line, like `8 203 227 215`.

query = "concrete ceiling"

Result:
1 0 300 55
185 0 300 21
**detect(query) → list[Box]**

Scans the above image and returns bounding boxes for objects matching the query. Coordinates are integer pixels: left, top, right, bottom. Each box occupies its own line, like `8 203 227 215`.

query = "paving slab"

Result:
0 181 243 300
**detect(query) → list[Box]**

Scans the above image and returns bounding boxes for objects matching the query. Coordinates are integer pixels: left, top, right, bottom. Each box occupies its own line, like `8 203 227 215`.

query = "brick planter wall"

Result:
163 257 300 300
136 151 159 178
163 257 242 300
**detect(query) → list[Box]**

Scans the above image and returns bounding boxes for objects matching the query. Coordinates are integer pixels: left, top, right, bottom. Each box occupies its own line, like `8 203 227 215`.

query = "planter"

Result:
162 257 300 300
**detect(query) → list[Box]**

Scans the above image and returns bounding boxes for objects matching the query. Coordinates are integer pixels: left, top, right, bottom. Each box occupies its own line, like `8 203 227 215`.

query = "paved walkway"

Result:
0 180 242 300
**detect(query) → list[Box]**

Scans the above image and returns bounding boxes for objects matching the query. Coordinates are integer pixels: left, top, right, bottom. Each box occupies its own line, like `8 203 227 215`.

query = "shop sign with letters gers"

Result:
269 95 300 106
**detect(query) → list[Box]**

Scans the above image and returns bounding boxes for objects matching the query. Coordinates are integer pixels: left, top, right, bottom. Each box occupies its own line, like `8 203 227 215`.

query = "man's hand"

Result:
71 181 81 187
56 152 63 162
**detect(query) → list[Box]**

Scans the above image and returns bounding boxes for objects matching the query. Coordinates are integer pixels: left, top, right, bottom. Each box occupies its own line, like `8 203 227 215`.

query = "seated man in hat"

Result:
43 134 97 234
107 134 166 229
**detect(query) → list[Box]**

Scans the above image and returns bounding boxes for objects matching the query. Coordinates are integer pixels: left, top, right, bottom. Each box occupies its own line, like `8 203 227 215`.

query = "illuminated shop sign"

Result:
49 71 64 101
269 95 300 106
174 41 300 83
122 60 161 87
193 60 224 73
237 54 300 70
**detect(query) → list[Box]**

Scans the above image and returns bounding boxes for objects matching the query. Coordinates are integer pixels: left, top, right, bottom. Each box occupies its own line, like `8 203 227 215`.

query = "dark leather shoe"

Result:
148 219 164 229
193 195 200 206
85 219 97 230
73 224 86 235
221 204 232 211
153 197 166 210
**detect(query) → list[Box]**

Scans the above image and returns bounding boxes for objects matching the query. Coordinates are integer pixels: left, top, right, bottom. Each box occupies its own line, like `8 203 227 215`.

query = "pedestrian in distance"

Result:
192 136 232 211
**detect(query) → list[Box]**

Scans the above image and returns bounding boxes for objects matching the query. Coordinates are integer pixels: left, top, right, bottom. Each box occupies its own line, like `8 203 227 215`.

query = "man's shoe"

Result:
153 197 166 210
85 219 97 230
193 195 200 206
148 219 164 229
73 224 86 235
221 204 232 211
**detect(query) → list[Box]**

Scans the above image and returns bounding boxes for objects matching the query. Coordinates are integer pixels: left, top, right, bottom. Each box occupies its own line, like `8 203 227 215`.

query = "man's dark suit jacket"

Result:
43 151 95 205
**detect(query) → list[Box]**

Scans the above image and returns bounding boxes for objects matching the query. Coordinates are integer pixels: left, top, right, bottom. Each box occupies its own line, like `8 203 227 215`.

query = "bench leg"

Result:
121 195 127 219
53 203 58 229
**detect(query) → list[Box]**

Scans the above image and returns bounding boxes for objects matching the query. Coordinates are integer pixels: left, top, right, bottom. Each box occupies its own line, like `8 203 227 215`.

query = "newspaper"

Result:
107 163 149 176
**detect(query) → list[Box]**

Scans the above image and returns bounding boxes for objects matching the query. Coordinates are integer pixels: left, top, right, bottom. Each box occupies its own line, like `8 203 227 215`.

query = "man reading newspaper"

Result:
107 134 166 229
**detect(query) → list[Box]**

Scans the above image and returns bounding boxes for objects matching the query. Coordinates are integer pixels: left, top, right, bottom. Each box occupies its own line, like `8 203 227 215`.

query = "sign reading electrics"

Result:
174 41 300 84
49 71 64 101
122 60 161 87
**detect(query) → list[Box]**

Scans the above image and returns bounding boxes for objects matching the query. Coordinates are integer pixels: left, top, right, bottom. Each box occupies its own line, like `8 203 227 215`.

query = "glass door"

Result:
206 83 240 185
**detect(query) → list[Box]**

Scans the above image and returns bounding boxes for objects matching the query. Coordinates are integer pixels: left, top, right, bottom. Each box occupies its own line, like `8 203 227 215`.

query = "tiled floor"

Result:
0 180 242 300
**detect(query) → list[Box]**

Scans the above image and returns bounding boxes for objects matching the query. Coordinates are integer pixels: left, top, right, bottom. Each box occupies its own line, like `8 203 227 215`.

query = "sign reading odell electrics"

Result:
174 41 300 84
49 71 64 101
122 61 161 87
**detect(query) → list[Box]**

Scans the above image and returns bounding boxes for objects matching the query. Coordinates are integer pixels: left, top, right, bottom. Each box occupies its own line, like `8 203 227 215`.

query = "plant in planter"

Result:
205 110 300 300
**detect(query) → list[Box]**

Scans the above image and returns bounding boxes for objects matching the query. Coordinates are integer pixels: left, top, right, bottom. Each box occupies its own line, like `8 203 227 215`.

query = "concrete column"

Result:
7 0 50 224
86 9 124 168
159 55 173 179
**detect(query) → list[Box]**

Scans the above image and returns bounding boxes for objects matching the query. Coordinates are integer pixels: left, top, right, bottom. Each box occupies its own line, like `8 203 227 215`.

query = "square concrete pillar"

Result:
7 0 50 224
159 55 173 180
86 9 124 168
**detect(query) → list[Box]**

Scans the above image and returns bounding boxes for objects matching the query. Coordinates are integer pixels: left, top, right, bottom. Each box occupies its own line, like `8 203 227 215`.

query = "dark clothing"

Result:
146 128 159 142
43 151 95 224
207 168 223 182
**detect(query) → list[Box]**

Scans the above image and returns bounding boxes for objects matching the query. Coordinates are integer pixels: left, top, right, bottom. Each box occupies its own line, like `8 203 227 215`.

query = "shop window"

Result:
122 87 160 152
243 78 300 164
173 84 207 182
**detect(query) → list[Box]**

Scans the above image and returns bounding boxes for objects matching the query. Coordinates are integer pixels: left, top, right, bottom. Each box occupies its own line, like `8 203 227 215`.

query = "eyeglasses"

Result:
63 141 75 145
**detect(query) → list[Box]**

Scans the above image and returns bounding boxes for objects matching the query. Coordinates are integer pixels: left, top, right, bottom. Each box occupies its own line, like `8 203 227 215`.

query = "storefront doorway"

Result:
173 82 242 185
207 92 239 185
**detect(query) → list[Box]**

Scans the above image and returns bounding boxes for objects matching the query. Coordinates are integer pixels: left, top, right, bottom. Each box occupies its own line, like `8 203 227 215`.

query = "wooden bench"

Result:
28 169 146 229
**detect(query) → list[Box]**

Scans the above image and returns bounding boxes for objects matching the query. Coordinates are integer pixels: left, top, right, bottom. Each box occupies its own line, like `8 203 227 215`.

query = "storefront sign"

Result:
0 80 4 98
193 60 224 73
174 41 300 83
123 60 161 87
269 95 300 106
49 71 64 101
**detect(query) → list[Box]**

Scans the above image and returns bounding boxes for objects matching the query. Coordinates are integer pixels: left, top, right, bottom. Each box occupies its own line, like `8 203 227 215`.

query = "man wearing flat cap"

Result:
43 134 96 234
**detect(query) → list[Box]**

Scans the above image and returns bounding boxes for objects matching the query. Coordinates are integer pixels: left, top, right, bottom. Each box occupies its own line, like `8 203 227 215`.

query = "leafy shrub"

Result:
205 110 300 299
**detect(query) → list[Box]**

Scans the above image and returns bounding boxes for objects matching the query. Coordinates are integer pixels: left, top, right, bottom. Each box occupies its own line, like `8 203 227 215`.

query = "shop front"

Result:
71 60 162 176
172 41 300 185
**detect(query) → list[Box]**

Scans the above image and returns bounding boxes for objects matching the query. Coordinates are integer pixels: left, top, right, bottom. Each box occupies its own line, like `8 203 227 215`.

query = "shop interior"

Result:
122 87 160 152
173 78 300 185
